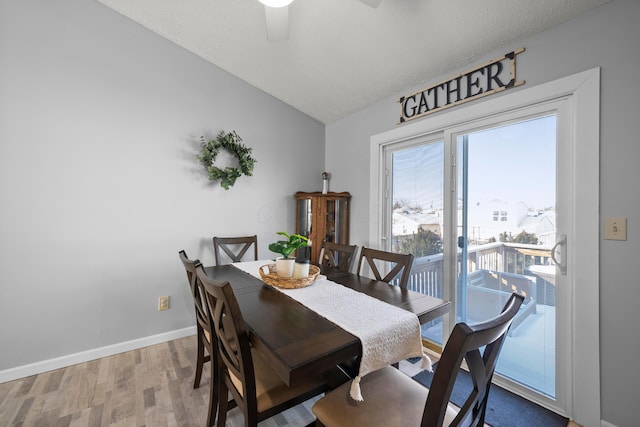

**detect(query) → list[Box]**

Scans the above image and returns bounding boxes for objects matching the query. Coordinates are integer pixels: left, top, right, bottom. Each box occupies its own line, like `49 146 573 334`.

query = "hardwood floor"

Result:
0 336 319 426
0 335 579 427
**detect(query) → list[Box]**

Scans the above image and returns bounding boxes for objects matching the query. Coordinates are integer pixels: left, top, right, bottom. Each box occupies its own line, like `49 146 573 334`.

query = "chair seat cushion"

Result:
312 366 459 427
230 348 347 413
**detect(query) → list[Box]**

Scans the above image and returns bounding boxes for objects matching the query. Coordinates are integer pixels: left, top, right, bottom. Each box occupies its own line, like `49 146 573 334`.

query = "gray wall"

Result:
325 1 639 426
2 0 638 425
0 0 324 370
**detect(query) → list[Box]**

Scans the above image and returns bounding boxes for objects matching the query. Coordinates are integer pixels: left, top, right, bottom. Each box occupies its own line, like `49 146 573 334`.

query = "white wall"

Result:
326 1 640 426
0 0 324 372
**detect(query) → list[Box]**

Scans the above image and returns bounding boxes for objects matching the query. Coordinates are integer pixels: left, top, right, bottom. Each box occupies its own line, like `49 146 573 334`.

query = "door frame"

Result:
369 68 600 426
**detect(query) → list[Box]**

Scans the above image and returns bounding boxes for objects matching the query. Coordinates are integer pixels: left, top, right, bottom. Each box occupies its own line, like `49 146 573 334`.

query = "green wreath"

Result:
197 130 256 190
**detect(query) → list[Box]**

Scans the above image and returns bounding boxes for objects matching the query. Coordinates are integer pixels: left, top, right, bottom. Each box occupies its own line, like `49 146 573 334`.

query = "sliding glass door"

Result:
385 107 567 411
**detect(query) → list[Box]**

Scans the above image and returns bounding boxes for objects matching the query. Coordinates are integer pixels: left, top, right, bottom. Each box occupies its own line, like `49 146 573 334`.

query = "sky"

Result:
392 114 557 213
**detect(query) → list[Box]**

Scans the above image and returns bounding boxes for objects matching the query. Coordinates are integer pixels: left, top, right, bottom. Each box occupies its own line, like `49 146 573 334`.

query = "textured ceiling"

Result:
96 0 608 124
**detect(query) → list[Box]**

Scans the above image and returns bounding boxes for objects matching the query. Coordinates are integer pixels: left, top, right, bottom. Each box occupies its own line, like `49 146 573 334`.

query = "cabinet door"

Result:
324 198 349 246
296 197 314 260
295 192 350 264
296 198 312 237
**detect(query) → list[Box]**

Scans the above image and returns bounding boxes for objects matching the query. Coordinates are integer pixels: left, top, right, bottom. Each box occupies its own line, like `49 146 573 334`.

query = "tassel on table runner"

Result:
349 349 433 402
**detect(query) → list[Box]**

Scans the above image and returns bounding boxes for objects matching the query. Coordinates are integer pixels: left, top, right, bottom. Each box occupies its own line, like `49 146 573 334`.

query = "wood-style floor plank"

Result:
0 336 318 426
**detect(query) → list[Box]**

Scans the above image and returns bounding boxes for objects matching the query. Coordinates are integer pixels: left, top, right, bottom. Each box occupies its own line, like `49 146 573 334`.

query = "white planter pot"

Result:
275 258 295 278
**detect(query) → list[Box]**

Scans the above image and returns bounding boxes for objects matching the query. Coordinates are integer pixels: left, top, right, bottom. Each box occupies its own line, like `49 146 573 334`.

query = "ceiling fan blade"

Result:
358 0 382 8
264 5 289 41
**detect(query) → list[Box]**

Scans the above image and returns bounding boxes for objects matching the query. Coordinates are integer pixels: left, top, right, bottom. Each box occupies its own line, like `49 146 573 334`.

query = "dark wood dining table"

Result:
204 263 450 388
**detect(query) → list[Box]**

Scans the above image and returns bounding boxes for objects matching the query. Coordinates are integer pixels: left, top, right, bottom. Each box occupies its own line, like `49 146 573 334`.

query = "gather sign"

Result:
398 48 525 124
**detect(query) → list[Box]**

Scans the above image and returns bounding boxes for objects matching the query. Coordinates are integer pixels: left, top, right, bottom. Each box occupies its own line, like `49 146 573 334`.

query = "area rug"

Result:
412 363 568 427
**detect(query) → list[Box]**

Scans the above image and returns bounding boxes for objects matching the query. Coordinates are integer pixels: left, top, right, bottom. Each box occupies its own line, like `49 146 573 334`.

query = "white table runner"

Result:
231 260 432 401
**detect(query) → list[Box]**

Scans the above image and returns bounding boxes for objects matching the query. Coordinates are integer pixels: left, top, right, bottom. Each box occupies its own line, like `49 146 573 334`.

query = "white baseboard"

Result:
601 421 618 427
0 326 196 384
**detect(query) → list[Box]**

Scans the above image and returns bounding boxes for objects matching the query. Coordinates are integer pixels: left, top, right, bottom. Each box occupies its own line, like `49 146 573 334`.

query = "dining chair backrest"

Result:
311 293 524 427
319 241 358 273
422 292 524 426
357 246 415 288
197 266 256 418
213 235 258 266
196 264 344 427
178 250 219 427
179 250 210 340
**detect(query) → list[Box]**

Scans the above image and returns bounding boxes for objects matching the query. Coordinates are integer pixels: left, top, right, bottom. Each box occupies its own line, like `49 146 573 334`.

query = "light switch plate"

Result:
604 217 627 241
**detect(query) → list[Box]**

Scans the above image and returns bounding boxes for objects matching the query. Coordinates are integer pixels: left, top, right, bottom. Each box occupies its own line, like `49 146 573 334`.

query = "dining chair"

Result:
179 250 228 427
213 235 258 266
312 292 524 427
195 265 348 427
319 241 358 273
357 246 415 288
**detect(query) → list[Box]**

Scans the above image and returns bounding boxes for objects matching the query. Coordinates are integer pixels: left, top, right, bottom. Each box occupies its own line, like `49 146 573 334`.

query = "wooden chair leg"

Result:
194 334 204 389
206 351 218 427
216 380 229 427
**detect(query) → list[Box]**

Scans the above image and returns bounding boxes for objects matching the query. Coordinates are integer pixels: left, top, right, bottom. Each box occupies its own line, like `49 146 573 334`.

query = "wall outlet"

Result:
158 296 169 311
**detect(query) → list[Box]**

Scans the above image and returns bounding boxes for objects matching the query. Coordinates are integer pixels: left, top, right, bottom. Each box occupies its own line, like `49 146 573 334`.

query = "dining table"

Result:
203 262 451 388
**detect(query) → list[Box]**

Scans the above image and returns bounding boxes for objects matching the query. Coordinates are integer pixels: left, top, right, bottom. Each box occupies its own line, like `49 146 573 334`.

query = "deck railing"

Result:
405 242 554 302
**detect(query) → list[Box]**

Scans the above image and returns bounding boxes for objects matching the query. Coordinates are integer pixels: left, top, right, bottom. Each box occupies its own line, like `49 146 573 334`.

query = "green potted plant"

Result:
269 232 309 277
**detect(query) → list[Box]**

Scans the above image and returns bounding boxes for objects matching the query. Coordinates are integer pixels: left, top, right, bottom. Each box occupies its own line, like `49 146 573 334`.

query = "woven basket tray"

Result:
259 264 320 289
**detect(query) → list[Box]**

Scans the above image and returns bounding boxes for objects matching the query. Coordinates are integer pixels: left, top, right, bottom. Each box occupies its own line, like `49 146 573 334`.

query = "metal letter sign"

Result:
398 48 525 124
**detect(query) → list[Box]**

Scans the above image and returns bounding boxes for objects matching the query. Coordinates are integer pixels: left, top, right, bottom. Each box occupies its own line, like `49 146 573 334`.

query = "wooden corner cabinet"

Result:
295 191 351 264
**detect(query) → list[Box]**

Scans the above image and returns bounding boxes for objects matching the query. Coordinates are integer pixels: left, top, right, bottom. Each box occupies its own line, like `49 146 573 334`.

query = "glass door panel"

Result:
456 115 557 397
390 140 445 346
296 198 313 260
325 199 349 245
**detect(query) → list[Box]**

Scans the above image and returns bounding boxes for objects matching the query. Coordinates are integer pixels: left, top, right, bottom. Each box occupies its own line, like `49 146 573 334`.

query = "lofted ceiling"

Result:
96 0 608 124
